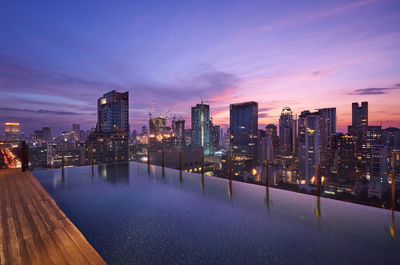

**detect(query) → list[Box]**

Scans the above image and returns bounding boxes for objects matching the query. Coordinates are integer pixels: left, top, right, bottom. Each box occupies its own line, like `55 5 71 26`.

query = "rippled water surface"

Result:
34 162 400 265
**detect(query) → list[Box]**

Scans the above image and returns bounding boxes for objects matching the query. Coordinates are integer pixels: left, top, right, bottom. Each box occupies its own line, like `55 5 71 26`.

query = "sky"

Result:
1 0 400 136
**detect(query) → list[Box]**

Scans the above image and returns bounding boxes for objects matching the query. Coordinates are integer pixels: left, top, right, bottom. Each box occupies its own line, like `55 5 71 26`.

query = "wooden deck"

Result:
0 169 106 265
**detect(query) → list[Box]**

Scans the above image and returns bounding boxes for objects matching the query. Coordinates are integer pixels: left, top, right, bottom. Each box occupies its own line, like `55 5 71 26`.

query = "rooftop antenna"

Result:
201 96 204 104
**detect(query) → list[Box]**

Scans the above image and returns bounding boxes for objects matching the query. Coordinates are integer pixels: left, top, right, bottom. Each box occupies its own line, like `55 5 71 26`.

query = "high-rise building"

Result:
336 134 357 181
4 122 22 141
352 102 368 127
279 107 295 157
213 125 221 149
86 90 130 163
34 127 51 142
191 102 212 155
265 124 279 158
230 101 258 175
173 118 185 147
97 90 129 133
142 126 148 135
383 127 400 151
370 145 389 183
72 124 80 133
298 111 327 183
317 108 336 147
42 127 51 141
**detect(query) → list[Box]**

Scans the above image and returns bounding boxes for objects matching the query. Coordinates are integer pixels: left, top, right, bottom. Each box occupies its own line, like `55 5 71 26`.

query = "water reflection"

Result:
228 180 233 198
98 163 129 185
315 197 321 219
265 187 270 209
390 210 396 238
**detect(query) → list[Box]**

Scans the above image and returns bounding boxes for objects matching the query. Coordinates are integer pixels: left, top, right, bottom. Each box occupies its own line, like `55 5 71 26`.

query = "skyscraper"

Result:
191 102 212 155
230 101 258 174
98 90 129 133
265 124 279 158
86 90 130 163
279 107 295 157
213 125 221 149
352 102 368 127
317 108 336 147
298 111 326 183
173 118 185 147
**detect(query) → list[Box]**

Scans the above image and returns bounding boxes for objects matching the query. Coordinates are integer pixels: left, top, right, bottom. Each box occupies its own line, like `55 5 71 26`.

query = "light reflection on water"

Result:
35 162 399 265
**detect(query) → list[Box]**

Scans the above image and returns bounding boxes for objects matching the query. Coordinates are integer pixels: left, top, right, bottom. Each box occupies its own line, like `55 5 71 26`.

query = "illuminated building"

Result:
230 101 258 175
213 125 221 149
149 116 173 150
370 145 389 183
34 127 51 142
4 122 22 141
191 102 212 155
173 118 185 147
98 90 129 133
352 102 368 127
86 90 129 163
279 107 296 157
383 127 400 151
298 111 326 183
317 108 336 147
48 143 86 167
336 134 358 181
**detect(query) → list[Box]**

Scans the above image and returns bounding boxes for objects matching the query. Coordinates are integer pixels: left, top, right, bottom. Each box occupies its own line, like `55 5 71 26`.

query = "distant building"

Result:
184 129 192 146
213 125 221 149
230 101 258 175
370 145 389 183
86 90 130 163
265 124 279 158
173 118 185 147
34 127 51 142
4 122 22 141
383 127 400 150
191 102 212 155
259 132 274 163
72 124 80 133
298 111 327 183
336 134 357 182
279 107 296 157
149 116 172 150
48 143 86 167
97 90 129 132
142 126 148 135
352 102 368 127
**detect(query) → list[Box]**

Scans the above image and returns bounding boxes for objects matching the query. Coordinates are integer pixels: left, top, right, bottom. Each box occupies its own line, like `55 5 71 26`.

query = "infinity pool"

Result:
34 162 400 264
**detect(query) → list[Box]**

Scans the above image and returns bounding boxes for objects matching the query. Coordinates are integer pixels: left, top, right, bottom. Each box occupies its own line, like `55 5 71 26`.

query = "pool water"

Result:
34 162 400 265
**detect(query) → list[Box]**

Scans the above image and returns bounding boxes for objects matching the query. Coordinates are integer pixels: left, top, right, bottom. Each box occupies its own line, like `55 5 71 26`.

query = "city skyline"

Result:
1 0 400 135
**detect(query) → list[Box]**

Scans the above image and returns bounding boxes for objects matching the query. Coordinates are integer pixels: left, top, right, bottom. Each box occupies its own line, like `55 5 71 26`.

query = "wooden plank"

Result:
0 173 22 265
0 169 106 265
13 174 59 265
49 228 91 265
64 224 106 265
7 176 34 265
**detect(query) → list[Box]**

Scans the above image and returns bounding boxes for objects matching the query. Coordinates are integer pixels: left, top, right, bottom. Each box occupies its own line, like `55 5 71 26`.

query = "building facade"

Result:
230 101 258 175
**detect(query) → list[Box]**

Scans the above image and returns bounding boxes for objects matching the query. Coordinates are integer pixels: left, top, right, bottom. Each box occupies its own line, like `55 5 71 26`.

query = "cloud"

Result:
0 107 81 115
349 85 400 95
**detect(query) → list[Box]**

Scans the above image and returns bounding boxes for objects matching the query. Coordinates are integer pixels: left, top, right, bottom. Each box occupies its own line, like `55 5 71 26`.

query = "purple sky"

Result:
1 0 400 136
